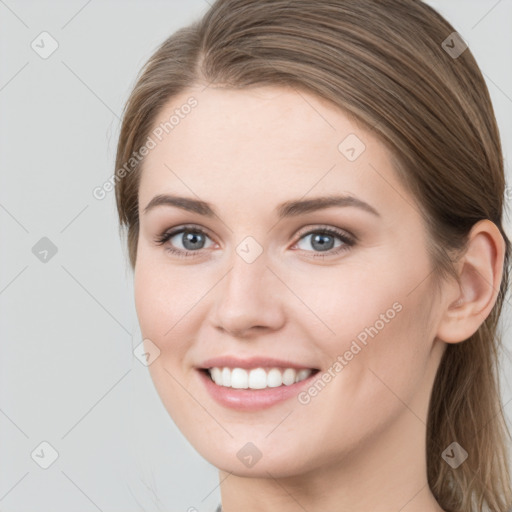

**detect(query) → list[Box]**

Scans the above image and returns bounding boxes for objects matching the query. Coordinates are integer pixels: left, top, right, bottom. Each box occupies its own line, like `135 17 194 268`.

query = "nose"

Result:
211 250 285 338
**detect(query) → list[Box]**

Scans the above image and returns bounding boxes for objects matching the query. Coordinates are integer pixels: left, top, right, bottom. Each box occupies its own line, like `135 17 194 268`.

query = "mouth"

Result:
199 366 321 390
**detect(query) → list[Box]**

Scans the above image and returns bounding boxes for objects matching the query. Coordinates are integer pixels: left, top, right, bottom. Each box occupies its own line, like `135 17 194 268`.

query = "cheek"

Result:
312 238 433 356
309 257 435 400
133 251 194 335
134 261 162 336
133 255 211 371
354 301 433 420
133 260 201 424
299 300 433 459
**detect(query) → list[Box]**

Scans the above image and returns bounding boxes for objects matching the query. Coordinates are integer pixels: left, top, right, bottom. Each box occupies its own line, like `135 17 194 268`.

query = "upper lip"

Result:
198 356 318 370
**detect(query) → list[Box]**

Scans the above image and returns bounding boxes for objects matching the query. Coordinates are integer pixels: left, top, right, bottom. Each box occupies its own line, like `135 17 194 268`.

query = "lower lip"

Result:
197 369 318 411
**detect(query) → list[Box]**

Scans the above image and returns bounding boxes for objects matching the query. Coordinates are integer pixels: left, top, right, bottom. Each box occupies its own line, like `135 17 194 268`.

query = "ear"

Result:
435 219 505 344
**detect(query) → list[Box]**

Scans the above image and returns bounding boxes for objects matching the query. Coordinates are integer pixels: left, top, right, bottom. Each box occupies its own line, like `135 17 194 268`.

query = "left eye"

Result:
154 225 355 258
294 228 354 255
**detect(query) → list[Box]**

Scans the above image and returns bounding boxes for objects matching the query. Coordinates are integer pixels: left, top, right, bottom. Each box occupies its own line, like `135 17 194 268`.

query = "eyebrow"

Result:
143 194 380 218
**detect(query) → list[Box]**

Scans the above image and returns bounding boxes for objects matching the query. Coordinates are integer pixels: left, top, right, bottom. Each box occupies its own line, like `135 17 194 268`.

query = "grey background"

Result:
0 1 511 511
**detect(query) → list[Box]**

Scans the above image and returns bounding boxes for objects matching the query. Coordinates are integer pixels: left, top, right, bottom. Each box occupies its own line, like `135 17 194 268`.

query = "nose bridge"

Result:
213 240 283 335
223 243 269 306
220 230 267 290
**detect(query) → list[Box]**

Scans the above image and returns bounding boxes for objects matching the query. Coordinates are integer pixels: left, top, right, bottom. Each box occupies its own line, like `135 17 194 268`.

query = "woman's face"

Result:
134 85 447 477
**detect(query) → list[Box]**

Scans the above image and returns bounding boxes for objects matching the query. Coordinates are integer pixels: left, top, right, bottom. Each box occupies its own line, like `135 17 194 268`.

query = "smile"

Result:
207 366 316 389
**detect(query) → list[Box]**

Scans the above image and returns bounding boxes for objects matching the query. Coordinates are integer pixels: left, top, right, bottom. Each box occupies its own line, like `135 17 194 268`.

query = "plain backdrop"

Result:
0 1 511 511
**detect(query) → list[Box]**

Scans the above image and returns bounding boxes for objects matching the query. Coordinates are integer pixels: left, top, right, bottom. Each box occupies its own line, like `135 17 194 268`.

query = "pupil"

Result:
184 231 204 250
312 233 334 251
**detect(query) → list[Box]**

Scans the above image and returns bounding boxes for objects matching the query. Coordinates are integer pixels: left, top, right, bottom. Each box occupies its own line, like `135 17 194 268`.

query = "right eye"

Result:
154 225 216 258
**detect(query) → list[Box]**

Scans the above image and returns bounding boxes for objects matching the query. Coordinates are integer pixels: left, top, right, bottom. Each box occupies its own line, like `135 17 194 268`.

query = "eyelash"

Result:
153 224 356 259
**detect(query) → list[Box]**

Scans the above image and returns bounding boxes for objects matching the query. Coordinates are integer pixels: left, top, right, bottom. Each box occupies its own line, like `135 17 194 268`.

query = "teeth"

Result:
267 368 283 388
207 367 314 389
231 368 248 389
248 368 267 389
221 367 231 387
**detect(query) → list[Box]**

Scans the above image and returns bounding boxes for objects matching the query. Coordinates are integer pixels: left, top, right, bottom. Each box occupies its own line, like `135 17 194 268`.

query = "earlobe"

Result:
435 219 505 344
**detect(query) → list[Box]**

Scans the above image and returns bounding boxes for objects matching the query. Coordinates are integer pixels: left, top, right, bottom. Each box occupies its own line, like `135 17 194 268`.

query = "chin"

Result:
185 432 318 478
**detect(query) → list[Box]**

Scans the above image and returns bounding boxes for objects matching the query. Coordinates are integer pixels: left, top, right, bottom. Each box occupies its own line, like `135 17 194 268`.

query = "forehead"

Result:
138 85 410 220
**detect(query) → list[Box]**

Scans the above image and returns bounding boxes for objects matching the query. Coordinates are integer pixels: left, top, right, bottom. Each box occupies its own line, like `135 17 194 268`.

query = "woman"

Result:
115 0 512 510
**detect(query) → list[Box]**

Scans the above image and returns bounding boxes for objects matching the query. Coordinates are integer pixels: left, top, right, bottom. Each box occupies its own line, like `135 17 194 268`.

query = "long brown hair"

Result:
114 1 512 510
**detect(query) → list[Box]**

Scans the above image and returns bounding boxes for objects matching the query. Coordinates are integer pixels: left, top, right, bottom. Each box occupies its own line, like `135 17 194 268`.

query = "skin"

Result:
133 84 504 512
